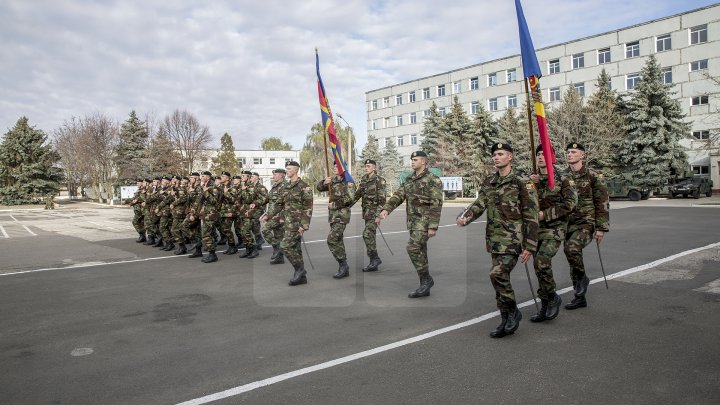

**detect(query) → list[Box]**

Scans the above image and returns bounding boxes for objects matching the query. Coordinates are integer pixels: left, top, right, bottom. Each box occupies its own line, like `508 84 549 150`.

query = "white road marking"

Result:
22 225 37 236
175 241 720 405
9 214 19 222
0 226 8 238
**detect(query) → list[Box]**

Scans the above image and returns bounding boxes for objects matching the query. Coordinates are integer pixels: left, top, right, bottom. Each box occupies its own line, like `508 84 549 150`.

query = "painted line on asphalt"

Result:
175 240 720 405
22 225 37 236
0 225 8 238
9 214 19 222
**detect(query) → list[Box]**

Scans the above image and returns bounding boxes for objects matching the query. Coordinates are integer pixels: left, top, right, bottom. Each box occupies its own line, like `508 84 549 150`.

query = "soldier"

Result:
128 178 146 243
197 171 223 263
217 171 238 254
171 176 190 255
457 143 539 338
563 142 610 310
237 170 259 259
353 159 386 272
229 175 245 253
261 168 287 264
184 172 204 258
376 151 443 298
281 161 313 286
528 145 577 322
250 172 269 251
142 177 161 246
155 176 175 251
316 165 355 279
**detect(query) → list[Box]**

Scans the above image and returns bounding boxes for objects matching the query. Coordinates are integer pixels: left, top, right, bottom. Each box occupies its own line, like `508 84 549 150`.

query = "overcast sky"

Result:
1 0 716 150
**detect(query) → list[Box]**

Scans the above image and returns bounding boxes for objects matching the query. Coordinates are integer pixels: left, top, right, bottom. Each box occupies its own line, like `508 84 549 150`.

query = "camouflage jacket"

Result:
251 183 269 219
128 188 145 214
187 184 203 217
536 168 577 241
199 183 223 222
353 172 386 220
171 185 189 218
220 184 238 218
465 170 539 255
235 182 255 217
143 187 159 215
383 168 443 231
282 178 313 230
156 186 173 216
266 180 287 222
564 165 610 233
316 176 355 224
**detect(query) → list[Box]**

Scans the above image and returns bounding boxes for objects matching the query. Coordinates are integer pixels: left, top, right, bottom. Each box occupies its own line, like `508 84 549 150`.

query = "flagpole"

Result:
322 126 333 201
523 77 538 174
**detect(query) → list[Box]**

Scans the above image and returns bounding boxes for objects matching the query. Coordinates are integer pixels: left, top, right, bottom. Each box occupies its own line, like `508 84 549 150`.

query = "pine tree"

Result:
419 102 443 156
437 96 473 177
618 55 689 190
381 138 402 194
584 69 627 175
115 111 149 183
547 85 586 156
210 133 240 175
146 126 183 177
357 133 382 179
497 108 533 175
468 105 499 190
0 117 63 204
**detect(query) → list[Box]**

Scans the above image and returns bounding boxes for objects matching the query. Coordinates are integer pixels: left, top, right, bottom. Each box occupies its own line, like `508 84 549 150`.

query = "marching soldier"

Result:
218 172 238 254
182 172 204 257
376 151 443 298
142 177 161 246
229 175 245 253
316 165 355 279
457 143 539 338
353 159 386 272
281 161 313 286
171 176 190 255
238 170 259 259
529 145 577 322
563 142 610 310
128 178 146 243
250 172 269 252
155 176 175 251
197 171 223 263
261 168 287 264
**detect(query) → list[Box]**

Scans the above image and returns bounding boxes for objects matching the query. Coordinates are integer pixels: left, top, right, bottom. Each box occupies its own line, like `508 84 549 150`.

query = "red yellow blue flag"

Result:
316 50 354 183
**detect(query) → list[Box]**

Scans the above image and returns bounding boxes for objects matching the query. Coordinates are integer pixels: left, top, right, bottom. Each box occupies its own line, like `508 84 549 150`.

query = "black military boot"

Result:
153 237 164 247
224 243 238 255
565 296 587 310
333 260 350 279
217 236 227 246
270 245 280 261
270 250 285 265
188 245 203 258
255 235 265 250
136 232 146 243
174 243 187 255
545 293 562 319
362 253 382 272
201 250 218 263
504 305 522 334
239 245 252 258
490 310 509 338
163 241 175 251
576 275 590 297
247 245 259 259
408 273 434 298
143 235 156 245
530 299 549 323
289 265 307 286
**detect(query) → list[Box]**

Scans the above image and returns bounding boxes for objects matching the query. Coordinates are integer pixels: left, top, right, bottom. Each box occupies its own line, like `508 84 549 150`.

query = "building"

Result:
366 4 720 189
192 150 300 187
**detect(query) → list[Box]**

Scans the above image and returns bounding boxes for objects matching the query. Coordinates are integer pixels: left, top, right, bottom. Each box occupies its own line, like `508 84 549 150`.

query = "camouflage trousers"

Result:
132 211 145 234
219 216 236 245
159 214 173 241
238 216 256 246
533 239 560 300
181 216 200 242
407 230 430 275
564 228 594 286
280 226 304 268
489 254 519 310
252 216 263 242
143 212 159 237
171 216 185 243
262 217 284 247
327 221 347 261
201 218 219 251
362 218 378 257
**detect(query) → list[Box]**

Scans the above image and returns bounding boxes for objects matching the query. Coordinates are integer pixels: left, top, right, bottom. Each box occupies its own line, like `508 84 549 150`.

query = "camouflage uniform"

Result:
200 183 223 251
262 180 287 248
143 185 160 240
237 181 257 248
280 178 313 268
252 182 269 245
354 172 386 259
382 168 443 276
465 170 539 310
181 183 202 243
171 184 189 243
316 176 355 262
129 187 145 235
156 186 174 244
219 184 238 246
563 164 609 294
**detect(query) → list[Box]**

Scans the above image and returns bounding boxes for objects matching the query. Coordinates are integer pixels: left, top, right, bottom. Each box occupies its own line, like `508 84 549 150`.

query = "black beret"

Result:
182 176 189 181
285 161 300 167
491 143 513 153
136 178 144 182
190 172 200 176
252 172 259 177
566 142 585 151
201 171 212 176
145 178 152 183
242 170 252 175
273 168 286 174
233 175 242 180
364 159 377 165
221 171 231 177
410 151 427 158
173 175 182 180
154 176 162 181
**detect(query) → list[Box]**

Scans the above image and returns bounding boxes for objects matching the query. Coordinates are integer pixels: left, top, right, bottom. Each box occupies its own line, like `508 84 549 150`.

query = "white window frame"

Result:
438 107 446 117
409 112 417 124
422 87 430 100
661 67 672 84
691 95 709 106
397 135 404 147
409 91 416 103
437 84 446 97
488 73 497 87
690 24 708 45
471 101 480 114
692 130 710 140
598 48 611 64
383 97 389 107
269 158 276 165
626 41 640 58
453 81 461 94
396 115 403 126
656 34 671 52
574 83 585 97
506 69 517 83
371 100 377 110
383 117 390 128
626 73 640 90
395 94 403 105
572 53 585 69
470 77 479 90
253 157 262 165
507 95 517 108
692 165 709 175
410 134 418 145
548 59 560 74
690 59 708 72
488 98 498 111
549 88 561 102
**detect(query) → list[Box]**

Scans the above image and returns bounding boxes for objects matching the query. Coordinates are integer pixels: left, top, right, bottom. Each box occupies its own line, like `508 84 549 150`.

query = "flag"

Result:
515 0 556 189
316 50 354 183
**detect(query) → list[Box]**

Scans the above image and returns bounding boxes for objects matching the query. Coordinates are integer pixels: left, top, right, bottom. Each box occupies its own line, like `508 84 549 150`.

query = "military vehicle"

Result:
606 177 650 201
669 176 714 199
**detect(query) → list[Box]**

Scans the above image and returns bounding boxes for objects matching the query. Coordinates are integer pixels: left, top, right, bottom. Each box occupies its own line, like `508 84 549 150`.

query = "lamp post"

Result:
336 113 352 176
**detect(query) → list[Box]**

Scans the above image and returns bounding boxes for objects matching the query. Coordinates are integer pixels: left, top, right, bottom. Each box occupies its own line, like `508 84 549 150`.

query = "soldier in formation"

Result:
316 165 355 279
280 161 313 286
353 159 386 272
128 178 146 243
261 168 287 264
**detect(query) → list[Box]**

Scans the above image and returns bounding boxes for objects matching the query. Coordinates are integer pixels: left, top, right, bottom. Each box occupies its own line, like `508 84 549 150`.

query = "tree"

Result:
54 117 87 199
419 102 443 156
146 126 183 177
435 96 473 177
618 55 689 190
547 85 586 157
260 136 293 151
79 113 119 203
300 122 355 189
0 117 62 205
497 107 533 174
468 105 499 190
115 110 148 183
381 137 402 194
162 109 212 174
357 133 382 179
210 133 240 175
584 69 627 175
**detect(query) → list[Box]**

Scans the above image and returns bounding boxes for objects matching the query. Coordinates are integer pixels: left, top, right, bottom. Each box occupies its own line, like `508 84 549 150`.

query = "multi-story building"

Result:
193 150 300 187
366 4 720 190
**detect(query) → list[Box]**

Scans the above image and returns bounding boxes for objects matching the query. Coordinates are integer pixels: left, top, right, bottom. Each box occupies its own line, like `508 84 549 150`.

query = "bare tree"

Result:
54 117 87 199
162 109 212 174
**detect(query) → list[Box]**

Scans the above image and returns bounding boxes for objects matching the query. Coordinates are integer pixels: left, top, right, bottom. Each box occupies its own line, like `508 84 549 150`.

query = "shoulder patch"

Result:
568 179 576 186
597 173 604 179
434 178 442 185
526 182 535 190
303 186 311 192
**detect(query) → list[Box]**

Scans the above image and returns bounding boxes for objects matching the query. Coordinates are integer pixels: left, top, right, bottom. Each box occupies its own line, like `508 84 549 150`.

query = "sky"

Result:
1 0 717 151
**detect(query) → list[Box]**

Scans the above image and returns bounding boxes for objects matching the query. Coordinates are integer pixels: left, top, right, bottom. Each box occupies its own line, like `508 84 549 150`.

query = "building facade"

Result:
193 150 300 187
366 4 720 189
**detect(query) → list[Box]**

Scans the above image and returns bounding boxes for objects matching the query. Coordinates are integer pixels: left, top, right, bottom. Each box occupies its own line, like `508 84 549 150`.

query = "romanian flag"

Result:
316 50 354 183
515 0 556 189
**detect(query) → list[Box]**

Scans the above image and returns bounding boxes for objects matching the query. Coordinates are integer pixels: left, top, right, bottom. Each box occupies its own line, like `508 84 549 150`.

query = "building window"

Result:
269 158 276 165
437 84 446 97
470 77 479 90
471 101 479 114
549 87 561 102
626 73 640 90
692 130 710 140
239 158 247 166
692 95 709 106
626 41 640 58
661 67 672 84
548 59 560 74
438 107 446 117
423 109 431 117
396 94 403 105
656 34 671 52
488 73 497 87
383 117 390 128
690 59 708 72
371 120 377 130
384 137 392 148
397 136 404 147
598 48 611 64
253 158 262 165
489 98 498 111
383 97 389 107
506 69 517 82
410 112 417 124
409 91 416 103
371 100 378 110
692 165 710 175
574 83 585 97
410 134 417 145
396 115 403 126
422 87 430 100
690 24 708 44
572 53 585 69
507 95 517 108
453 81 461 94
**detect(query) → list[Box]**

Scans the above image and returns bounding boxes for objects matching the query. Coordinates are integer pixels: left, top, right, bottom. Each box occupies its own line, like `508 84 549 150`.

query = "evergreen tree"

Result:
300 123 329 187
618 55 689 189
419 102 443 156
210 133 240 175
0 117 63 204
547 85 586 157
260 136 293 151
584 69 627 175
437 96 473 177
468 105 499 190
357 133 382 179
146 126 183 176
381 137 402 194
497 108 533 174
115 110 148 183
